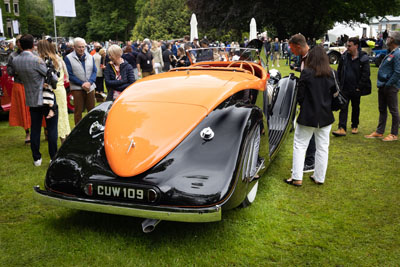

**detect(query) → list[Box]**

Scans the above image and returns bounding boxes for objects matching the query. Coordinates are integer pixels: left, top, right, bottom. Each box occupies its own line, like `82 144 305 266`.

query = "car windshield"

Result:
187 47 260 64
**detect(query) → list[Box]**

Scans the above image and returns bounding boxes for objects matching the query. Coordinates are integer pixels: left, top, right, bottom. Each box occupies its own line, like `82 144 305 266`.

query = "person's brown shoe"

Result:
332 128 346 136
351 128 358 134
382 134 398 142
364 131 383 139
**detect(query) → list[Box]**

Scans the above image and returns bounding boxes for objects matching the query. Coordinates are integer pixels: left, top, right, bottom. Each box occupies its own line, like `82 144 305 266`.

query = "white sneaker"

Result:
34 158 42 167
272 64 274 67
277 65 280 67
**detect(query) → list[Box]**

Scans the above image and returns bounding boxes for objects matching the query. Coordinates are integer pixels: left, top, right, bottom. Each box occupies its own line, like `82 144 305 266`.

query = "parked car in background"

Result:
370 49 388 67
326 41 375 65
0 51 13 112
0 51 75 114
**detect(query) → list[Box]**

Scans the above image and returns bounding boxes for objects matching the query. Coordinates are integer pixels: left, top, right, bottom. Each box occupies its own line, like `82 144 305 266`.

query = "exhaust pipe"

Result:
141 218 161 233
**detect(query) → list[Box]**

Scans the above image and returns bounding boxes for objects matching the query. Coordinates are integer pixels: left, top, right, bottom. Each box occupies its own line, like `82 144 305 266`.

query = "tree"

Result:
26 14 48 38
25 0 54 35
187 0 400 40
132 0 191 40
86 0 136 41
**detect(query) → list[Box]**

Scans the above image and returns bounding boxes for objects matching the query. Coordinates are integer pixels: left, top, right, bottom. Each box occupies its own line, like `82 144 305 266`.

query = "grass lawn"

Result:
0 59 399 266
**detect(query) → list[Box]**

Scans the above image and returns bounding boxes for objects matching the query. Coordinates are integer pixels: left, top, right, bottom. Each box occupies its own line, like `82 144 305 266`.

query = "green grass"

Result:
1 59 399 266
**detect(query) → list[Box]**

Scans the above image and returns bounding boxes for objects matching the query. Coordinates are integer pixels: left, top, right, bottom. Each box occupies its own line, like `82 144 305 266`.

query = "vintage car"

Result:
34 40 298 232
326 42 375 65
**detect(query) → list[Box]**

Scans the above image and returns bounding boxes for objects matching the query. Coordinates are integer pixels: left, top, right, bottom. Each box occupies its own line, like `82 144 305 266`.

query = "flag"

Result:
53 0 76 17
0 9 3 34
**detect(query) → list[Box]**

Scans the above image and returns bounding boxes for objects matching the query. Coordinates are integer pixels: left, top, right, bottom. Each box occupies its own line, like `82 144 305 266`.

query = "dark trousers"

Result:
338 91 361 131
95 77 104 93
305 134 315 166
106 89 113 101
30 105 58 161
377 86 399 135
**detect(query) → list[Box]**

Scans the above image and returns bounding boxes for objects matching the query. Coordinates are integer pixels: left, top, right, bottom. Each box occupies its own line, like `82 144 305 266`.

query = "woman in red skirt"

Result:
7 36 31 144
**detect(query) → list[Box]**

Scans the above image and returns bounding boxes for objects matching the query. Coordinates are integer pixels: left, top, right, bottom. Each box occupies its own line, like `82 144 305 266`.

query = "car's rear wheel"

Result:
240 123 261 208
328 52 340 64
241 181 258 208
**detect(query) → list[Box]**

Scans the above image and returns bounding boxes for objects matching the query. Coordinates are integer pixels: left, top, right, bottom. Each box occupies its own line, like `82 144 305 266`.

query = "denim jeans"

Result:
377 86 399 135
29 104 58 161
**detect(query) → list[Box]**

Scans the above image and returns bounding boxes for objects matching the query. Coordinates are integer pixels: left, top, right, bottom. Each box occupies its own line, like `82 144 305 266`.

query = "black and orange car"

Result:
34 40 298 232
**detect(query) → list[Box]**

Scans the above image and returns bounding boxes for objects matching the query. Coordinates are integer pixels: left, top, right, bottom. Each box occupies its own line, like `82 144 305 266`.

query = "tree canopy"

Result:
23 0 400 42
25 0 54 36
26 14 48 38
86 0 136 41
186 0 400 39
131 0 191 41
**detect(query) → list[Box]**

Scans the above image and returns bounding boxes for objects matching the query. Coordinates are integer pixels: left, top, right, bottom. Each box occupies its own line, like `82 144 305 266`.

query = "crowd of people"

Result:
332 30 388 50
5 30 399 185
285 31 399 187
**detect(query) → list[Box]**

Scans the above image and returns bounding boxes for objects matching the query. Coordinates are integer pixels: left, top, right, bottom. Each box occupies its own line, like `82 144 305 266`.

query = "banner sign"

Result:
12 20 19 34
53 0 76 17
0 9 3 34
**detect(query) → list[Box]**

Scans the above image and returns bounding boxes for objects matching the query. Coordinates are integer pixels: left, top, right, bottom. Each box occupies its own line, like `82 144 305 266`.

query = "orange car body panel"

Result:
104 65 267 177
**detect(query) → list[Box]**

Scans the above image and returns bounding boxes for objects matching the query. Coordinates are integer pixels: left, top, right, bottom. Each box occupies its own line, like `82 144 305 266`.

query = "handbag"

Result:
331 70 348 111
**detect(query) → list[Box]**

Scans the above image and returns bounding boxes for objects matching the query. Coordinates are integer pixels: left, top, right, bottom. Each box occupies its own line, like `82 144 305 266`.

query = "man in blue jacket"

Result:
365 31 400 141
64 37 97 125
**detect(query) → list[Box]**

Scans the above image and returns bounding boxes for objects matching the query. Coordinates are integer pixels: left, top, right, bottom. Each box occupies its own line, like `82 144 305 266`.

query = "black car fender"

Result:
45 100 264 209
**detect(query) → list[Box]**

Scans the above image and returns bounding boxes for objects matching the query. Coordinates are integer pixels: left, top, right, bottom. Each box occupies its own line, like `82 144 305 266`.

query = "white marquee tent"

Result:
327 22 377 42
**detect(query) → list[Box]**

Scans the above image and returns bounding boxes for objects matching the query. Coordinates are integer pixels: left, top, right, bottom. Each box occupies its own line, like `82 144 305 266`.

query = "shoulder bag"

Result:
331 70 348 111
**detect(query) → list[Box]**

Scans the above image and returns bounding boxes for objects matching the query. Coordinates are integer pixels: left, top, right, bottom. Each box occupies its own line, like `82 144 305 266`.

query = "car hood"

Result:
104 70 265 177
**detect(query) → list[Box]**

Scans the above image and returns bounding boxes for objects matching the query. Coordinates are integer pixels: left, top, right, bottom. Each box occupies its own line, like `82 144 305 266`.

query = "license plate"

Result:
88 183 158 203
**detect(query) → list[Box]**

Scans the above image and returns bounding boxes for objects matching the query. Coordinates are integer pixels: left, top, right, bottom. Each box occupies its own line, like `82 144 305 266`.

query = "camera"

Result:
45 58 60 89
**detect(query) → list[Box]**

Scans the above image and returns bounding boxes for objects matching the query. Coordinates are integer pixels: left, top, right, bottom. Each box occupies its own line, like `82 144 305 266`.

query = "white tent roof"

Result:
327 22 377 42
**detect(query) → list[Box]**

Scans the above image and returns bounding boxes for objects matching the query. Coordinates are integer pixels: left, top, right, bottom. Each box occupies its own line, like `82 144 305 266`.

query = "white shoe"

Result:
272 64 274 67
34 158 42 166
277 65 280 67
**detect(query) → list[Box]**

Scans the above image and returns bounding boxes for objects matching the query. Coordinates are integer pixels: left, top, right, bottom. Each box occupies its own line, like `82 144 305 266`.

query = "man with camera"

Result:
12 34 58 166
288 33 315 173
64 37 97 125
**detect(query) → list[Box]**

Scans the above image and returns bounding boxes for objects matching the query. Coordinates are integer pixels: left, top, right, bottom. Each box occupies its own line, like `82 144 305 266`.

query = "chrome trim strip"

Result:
34 186 221 223
126 138 135 154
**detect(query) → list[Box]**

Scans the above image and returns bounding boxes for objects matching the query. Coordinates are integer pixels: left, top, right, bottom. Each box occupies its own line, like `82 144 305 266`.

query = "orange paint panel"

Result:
119 70 266 113
104 66 268 177
104 101 207 177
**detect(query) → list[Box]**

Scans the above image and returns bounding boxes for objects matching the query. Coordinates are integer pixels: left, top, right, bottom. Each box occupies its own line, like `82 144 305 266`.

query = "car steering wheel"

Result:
227 61 255 75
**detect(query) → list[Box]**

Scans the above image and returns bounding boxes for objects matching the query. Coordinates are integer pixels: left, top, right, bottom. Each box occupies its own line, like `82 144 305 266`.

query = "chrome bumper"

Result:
33 186 222 222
